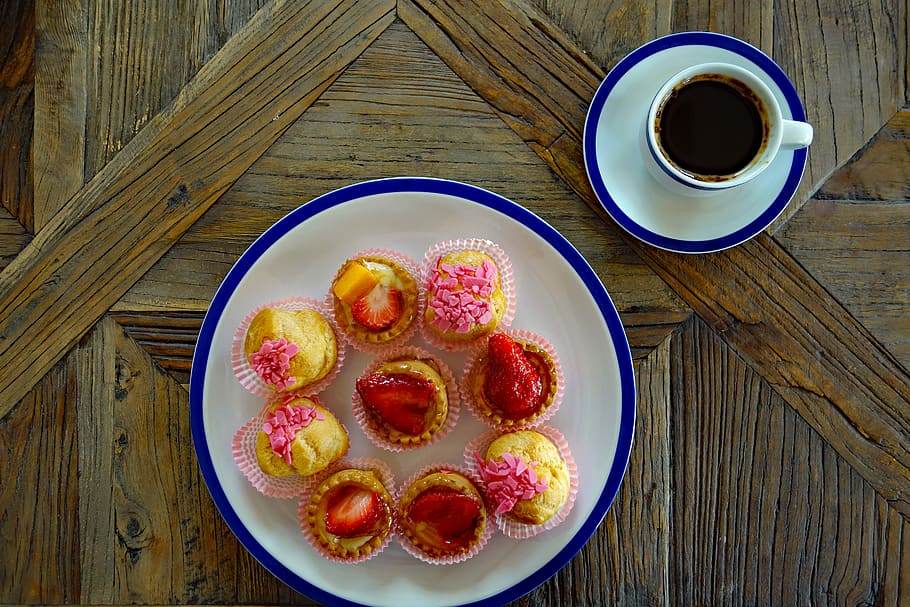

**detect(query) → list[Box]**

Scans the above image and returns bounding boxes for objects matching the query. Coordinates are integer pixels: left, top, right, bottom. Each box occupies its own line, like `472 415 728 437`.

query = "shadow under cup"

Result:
644 62 813 194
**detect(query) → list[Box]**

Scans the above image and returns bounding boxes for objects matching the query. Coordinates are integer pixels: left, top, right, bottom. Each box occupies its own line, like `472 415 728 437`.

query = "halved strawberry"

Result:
483 332 543 419
324 485 387 538
407 487 481 550
356 372 436 435
351 285 402 330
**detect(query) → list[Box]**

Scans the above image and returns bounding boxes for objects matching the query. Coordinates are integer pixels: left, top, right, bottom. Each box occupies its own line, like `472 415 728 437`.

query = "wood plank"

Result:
769 0 907 228
0 204 30 273
109 311 203 385
115 21 689 356
33 0 87 229
529 0 672 69
0 0 397 412
0 0 34 231
0 358 79 603
670 317 909 605
402 0 910 518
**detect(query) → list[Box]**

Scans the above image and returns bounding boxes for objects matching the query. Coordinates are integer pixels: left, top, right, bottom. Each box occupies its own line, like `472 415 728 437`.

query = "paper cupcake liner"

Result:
298 457 397 564
461 328 565 430
231 409 309 499
231 297 346 399
351 345 461 452
396 463 494 565
463 425 578 540
419 238 516 352
326 248 425 354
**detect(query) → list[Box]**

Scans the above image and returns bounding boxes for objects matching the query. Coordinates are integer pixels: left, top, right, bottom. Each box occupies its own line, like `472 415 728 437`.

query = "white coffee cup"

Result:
643 62 813 193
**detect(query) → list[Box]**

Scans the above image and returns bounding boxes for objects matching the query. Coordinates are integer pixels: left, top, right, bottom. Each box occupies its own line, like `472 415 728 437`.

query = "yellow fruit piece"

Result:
333 261 379 304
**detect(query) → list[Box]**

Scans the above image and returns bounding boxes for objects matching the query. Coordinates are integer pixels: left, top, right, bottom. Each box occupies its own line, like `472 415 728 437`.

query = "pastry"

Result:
398 470 487 559
331 252 420 347
243 307 337 393
476 430 570 525
355 352 451 448
423 248 508 345
255 397 349 477
465 332 560 427
304 466 394 561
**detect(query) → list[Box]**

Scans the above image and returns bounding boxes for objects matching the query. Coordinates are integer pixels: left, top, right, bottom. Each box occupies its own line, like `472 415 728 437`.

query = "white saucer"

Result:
583 32 809 254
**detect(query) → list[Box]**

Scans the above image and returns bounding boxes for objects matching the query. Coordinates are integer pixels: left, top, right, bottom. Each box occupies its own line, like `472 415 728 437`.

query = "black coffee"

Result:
656 74 766 178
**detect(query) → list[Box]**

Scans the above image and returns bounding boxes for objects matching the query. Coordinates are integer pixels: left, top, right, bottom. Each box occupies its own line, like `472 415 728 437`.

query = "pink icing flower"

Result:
262 404 325 464
475 451 548 515
250 337 300 391
428 259 498 334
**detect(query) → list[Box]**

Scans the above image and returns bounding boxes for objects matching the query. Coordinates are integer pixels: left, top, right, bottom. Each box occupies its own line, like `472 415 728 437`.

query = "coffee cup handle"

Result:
780 119 814 149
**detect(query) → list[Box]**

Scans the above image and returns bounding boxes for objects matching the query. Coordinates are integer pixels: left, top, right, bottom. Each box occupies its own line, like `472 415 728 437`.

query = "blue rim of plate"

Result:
583 32 809 254
189 177 636 607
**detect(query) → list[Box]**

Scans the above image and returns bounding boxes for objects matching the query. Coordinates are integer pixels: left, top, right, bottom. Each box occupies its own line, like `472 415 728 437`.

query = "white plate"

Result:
189 177 636 607
583 32 809 253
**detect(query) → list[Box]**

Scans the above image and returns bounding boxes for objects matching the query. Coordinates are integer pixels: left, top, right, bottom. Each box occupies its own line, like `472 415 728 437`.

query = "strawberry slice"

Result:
324 485 387 538
483 333 543 419
407 487 481 551
356 372 436 435
351 285 402 330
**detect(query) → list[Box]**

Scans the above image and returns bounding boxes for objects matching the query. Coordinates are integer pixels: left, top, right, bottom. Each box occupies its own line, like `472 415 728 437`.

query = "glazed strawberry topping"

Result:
483 333 543 419
407 487 481 551
351 285 402 330
356 372 437 435
324 485 387 538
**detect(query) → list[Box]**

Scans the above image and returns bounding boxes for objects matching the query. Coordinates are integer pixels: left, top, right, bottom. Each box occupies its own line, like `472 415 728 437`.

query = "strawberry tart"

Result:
302 461 396 562
463 330 563 428
397 467 490 563
330 250 421 351
352 346 458 450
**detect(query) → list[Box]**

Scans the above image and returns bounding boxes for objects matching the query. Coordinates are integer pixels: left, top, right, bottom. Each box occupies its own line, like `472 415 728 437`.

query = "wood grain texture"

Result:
403 0 910 518
110 311 203 385
769 0 907 228
0 0 34 232
776 110 910 368
530 0 671 69
33 0 87 229
0 204 30 272
0 0 396 412
670 317 909 605
117 21 689 358
0 358 79 603
75 317 322 605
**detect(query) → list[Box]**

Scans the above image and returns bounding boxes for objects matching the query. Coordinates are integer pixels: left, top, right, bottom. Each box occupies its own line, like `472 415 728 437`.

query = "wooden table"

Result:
2 0 908 605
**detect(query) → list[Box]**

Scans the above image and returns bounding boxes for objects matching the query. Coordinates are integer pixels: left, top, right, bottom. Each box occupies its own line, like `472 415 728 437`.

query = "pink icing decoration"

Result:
262 404 325 464
475 451 548 515
250 337 300 391
428 258 498 334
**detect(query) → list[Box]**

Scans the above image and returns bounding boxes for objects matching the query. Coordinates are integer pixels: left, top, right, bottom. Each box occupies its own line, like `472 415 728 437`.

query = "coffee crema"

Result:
655 74 768 180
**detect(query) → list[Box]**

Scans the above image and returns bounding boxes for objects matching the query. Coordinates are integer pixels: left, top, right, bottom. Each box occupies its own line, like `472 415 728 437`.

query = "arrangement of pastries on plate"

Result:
229 238 577 564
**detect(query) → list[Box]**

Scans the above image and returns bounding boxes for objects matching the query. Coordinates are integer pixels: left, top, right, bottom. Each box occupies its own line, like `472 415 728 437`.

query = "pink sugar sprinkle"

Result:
263 404 325 464
475 451 548 515
427 258 498 333
250 337 300 391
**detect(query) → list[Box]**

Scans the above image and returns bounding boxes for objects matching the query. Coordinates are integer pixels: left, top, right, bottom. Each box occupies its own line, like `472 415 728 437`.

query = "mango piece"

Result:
333 261 379 304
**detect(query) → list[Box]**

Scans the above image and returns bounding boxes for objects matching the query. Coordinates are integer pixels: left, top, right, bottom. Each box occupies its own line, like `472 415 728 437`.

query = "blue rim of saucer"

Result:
583 32 809 254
